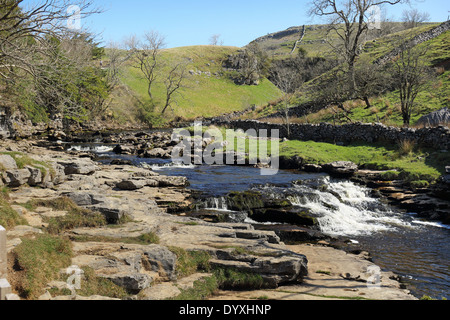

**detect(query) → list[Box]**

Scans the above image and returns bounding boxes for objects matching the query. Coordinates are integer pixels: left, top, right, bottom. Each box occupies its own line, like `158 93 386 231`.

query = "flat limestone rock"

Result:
210 244 416 301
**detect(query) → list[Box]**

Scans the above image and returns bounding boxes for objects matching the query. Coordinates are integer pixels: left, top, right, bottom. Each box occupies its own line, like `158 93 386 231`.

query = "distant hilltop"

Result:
252 25 328 43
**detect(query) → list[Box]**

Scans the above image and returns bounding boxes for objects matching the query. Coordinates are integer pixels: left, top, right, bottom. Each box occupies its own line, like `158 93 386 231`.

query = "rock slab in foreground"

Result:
210 254 308 288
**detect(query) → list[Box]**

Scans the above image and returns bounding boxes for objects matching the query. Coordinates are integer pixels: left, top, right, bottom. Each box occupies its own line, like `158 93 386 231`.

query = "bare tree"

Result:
209 34 223 46
402 8 431 29
353 55 391 109
32 31 107 119
0 0 104 122
105 42 127 90
391 40 431 126
0 0 101 81
161 61 188 115
312 67 354 121
309 0 404 91
127 31 166 101
87 41 133 116
269 67 301 137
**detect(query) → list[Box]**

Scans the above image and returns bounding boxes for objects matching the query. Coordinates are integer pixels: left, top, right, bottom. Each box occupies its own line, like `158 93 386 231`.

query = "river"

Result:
70 143 450 300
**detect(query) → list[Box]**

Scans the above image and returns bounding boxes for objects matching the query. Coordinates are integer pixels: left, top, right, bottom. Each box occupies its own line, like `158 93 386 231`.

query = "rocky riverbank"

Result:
65 128 450 227
0 138 417 300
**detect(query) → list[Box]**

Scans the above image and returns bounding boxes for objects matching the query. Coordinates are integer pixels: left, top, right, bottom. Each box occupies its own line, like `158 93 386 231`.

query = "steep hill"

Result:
110 45 282 124
92 23 449 128
243 22 450 127
249 22 428 58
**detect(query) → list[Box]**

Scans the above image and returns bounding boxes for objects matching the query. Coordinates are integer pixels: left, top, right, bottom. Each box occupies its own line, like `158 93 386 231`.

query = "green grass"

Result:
0 187 27 229
279 140 448 182
254 22 433 59
181 124 277 159
379 170 402 181
70 232 160 245
0 197 28 230
13 234 73 299
171 265 270 300
315 270 332 275
49 266 129 299
0 151 53 177
180 124 447 183
213 267 266 291
119 45 282 122
24 197 107 234
172 275 219 300
360 24 440 61
169 247 211 278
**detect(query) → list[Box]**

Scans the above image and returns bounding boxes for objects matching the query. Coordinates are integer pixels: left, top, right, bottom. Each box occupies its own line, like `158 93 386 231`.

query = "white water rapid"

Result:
288 177 414 237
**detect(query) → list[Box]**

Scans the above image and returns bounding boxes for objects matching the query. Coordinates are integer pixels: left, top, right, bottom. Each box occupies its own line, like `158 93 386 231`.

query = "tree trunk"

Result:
363 96 371 109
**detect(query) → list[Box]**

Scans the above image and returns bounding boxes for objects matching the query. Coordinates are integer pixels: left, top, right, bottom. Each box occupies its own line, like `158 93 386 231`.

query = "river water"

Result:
71 143 450 299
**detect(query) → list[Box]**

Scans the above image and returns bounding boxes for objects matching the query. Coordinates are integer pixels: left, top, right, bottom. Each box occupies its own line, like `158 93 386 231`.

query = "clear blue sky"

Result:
24 0 450 48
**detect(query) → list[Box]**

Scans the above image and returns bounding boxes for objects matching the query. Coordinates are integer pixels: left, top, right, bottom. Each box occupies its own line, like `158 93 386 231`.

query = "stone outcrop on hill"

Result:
417 108 450 127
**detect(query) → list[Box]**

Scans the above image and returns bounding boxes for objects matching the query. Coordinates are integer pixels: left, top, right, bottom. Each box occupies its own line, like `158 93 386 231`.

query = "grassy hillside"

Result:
250 22 432 58
251 25 335 57
116 45 282 122
298 26 449 126
106 23 447 128
247 23 449 127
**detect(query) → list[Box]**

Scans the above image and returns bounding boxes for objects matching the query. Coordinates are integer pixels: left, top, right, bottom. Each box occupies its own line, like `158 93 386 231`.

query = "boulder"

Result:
3 169 31 187
51 163 66 185
113 144 135 155
224 190 292 214
26 166 42 186
154 175 189 188
279 156 304 169
417 108 450 127
89 203 126 224
142 245 178 281
64 192 106 206
58 159 97 175
322 161 358 177
106 273 153 292
115 179 147 190
143 148 171 159
303 164 323 173
254 224 328 243
251 208 319 227
0 155 17 170
70 242 180 293
110 159 133 166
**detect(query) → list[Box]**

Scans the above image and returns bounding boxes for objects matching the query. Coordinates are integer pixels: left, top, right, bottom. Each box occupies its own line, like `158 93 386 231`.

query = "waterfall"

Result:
289 178 413 237
254 176 414 237
200 197 229 211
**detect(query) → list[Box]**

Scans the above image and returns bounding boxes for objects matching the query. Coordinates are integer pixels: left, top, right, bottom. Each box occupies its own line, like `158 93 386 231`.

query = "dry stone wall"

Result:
375 20 450 66
218 120 450 150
